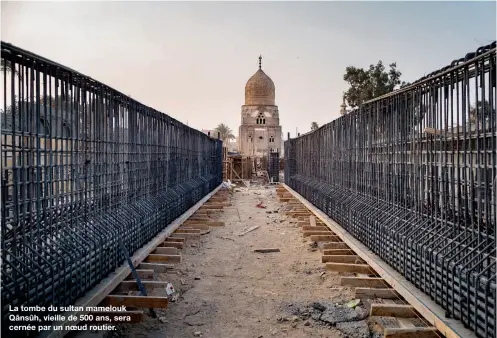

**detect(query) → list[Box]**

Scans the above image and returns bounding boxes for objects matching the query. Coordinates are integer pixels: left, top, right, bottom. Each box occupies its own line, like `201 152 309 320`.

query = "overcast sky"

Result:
1 1 495 138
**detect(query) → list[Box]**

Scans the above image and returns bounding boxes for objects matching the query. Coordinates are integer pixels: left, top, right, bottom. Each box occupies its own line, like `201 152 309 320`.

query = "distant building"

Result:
238 56 282 157
225 139 238 152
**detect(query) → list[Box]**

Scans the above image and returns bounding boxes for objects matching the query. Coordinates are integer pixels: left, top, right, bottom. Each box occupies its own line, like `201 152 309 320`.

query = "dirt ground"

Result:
109 184 358 338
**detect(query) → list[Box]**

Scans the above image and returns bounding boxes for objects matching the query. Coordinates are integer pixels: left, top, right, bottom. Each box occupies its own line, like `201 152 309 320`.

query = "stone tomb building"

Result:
238 57 282 157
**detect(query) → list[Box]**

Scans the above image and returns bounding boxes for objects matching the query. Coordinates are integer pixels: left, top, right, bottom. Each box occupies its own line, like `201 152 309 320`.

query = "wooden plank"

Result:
384 327 438 338
355 287 400 299
41 183 223 337
145 254 182 263
303 231 333 237
340 277 387 288
370 304 417 318
309 215 317 227
175 233 200 239
323 249 355 255
285 209 308 214
291 213 312 218
200 205 224 209
322 255 364 264
103 295 168 309
138 263 175 273
181 224 209 230
117 280 169 292
194 210 217 214
310 235 340 242
170 234 187 240
322 242 349 250
205 221 225 227
160 241 183 249
326 263 373 274
175 229 201 234
190 216 211 221
165 237 185 243
154 247 178 255
85 311 144 323
282 183 475 338
124 269 154 280
254 248 280 253
302 225 329 231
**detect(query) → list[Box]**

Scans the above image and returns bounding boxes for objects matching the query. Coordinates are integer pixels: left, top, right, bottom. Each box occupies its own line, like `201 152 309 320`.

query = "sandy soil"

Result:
108 184 356 338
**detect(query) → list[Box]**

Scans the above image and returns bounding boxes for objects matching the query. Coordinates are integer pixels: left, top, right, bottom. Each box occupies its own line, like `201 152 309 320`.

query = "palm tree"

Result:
214 123 235 144
311 122 319 131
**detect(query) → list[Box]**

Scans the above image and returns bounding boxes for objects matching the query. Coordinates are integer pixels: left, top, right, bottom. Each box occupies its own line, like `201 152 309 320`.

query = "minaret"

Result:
340 93 347 116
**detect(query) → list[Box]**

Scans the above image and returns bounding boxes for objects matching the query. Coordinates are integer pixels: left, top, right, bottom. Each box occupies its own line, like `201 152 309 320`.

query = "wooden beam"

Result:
117 281 169 292
370 304 417 318
322 255 364 264
355 287 400 299
310 235 340 242
145 254 181 263
175 229 201 234
165 237 185 243
205 221 225 227
323 249 355 255
125 269 154 280
282 183 475 338
303 231 333 237
200 205 224 209
340 277 387 288
160 241 183 249
154 247 179 255
85 311 144 323
169 234 187 240
384 327 438 338
181 224 209 230
322 242 349 250
103 295 168 308
138 263 175 273
302 225 329 231
174 233 200 239
291 213 312 218
190 216 211 221
326 263 373 274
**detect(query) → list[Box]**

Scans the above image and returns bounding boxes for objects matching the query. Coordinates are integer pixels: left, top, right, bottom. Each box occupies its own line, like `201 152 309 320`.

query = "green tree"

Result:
214 123 235 144
469 100 494 124
311 122 319 131
343 61 408 108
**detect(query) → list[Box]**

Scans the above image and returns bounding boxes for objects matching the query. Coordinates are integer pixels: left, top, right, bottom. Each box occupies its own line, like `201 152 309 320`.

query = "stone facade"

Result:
238 57 282 157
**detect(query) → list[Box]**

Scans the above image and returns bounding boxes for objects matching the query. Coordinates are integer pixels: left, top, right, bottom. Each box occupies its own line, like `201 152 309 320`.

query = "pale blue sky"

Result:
1 1 495 137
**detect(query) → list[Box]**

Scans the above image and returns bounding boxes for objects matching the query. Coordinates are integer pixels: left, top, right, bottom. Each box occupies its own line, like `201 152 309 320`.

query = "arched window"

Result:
256 113 265 125
269 136 274 143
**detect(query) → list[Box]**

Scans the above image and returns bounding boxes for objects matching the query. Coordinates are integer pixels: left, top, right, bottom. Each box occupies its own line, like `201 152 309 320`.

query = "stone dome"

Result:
245 57 275 106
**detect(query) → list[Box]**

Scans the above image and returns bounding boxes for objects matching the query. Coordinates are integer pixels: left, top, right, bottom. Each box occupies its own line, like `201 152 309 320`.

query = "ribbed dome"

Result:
245 58 275 105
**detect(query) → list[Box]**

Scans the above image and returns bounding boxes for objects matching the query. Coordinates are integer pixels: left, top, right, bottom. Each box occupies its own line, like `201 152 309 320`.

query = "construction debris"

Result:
255 202 267 209
239 225 260 236
254 248 280 253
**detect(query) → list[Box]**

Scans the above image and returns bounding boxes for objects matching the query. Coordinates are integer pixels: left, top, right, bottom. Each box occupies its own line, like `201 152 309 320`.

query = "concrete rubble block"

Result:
336 320 370 338
319 305 362 325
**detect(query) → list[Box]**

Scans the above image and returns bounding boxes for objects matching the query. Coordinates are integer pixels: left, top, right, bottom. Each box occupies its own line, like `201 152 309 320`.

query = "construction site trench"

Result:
71 183 443 338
